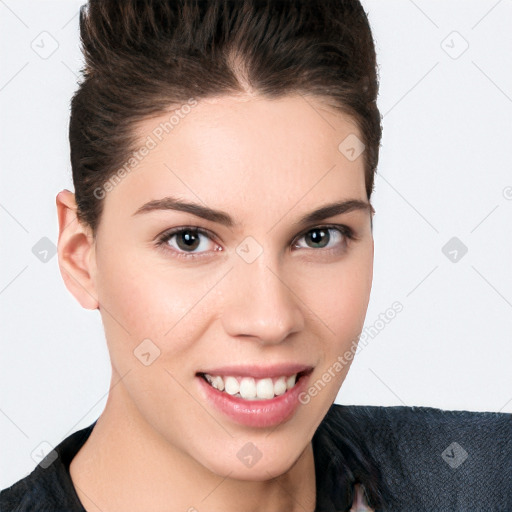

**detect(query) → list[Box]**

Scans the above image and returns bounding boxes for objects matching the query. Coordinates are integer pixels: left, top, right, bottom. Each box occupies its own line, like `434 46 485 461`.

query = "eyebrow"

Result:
132 196 374 228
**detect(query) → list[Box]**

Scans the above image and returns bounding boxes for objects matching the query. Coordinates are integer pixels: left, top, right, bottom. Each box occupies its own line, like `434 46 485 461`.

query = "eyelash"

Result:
155 224 357 261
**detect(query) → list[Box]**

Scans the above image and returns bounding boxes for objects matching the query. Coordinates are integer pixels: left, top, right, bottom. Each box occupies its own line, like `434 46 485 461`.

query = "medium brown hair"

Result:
69 0 382 236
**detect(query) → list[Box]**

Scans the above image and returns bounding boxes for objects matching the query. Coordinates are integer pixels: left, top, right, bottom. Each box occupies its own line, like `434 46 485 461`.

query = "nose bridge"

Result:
221 246 304 344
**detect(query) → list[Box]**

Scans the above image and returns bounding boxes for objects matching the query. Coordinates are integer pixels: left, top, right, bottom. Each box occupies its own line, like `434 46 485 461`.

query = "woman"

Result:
1 1 510 511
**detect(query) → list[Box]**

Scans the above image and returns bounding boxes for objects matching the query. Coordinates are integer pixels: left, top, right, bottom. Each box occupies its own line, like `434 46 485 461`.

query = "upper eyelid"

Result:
294 223 353 238
157 226 216 243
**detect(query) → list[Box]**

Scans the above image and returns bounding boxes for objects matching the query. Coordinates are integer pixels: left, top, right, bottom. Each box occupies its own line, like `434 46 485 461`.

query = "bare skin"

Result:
57 93 374 512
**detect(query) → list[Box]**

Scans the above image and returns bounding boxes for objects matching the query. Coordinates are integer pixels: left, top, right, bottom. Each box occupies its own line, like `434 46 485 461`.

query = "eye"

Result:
155 223 356 260
292 224 355 252
156 226 220 259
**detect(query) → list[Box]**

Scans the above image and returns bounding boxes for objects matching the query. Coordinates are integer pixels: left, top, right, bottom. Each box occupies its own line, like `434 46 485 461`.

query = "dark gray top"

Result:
1 404 511 511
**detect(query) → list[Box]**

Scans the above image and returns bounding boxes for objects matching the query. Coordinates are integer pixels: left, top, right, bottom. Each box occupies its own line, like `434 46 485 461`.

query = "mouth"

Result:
195 365 314 428
196 368 312 401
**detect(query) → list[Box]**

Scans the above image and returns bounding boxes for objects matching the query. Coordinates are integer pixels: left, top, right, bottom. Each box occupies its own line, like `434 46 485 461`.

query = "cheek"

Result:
93 244 218 361
306 244 373 344
298 250 373 407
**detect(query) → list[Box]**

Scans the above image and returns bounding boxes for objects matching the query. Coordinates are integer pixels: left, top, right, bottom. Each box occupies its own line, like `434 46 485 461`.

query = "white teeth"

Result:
203 373 300 400
211 375 224 391
224 376 240 395
239 377 257 399
274 376 287 396
256 378 275 399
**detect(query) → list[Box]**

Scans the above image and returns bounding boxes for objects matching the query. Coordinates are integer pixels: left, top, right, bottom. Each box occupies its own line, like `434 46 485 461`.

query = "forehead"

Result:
103 94 368 225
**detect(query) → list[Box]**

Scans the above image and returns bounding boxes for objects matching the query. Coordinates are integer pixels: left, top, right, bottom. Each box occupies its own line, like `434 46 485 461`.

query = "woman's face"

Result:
85 94 373 479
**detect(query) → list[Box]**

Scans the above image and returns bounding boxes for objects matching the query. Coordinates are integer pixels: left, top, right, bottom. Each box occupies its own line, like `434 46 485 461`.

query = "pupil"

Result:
306 228 329 248
178 230 200 251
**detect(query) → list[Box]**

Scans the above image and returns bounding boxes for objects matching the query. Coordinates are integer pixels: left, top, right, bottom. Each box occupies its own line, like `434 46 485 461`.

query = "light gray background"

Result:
1 0 511 488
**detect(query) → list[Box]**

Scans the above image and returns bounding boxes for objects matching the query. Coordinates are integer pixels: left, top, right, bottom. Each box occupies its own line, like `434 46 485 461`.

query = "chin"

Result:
195 432 311 482
208 452 303 482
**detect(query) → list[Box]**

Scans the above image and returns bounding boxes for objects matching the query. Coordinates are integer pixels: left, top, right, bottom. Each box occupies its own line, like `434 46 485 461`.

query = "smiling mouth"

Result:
196 370 312 401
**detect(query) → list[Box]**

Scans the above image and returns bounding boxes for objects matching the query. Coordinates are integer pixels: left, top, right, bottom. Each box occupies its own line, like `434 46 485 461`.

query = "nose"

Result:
220 255 305 346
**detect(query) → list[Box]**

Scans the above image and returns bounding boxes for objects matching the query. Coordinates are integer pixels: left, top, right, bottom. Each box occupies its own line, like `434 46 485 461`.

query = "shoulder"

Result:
326 402 512 447
0 422 96 512
322 403 512 511
0 463 72 512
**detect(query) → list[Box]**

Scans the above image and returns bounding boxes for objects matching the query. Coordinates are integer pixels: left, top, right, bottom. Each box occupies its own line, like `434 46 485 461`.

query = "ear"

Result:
56 189 99 310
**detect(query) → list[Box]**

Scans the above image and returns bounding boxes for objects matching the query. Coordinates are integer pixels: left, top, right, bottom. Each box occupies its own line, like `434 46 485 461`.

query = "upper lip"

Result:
197 364 314 379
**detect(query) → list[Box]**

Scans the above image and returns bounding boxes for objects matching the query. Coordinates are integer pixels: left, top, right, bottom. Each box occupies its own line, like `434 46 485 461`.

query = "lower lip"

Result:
197 373 311 428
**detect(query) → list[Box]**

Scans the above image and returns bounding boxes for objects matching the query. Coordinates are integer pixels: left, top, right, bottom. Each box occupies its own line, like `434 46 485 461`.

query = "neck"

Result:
69 371 317 512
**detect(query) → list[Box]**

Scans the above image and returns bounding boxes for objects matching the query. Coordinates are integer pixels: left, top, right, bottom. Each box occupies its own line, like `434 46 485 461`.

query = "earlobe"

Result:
56 189 99 310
